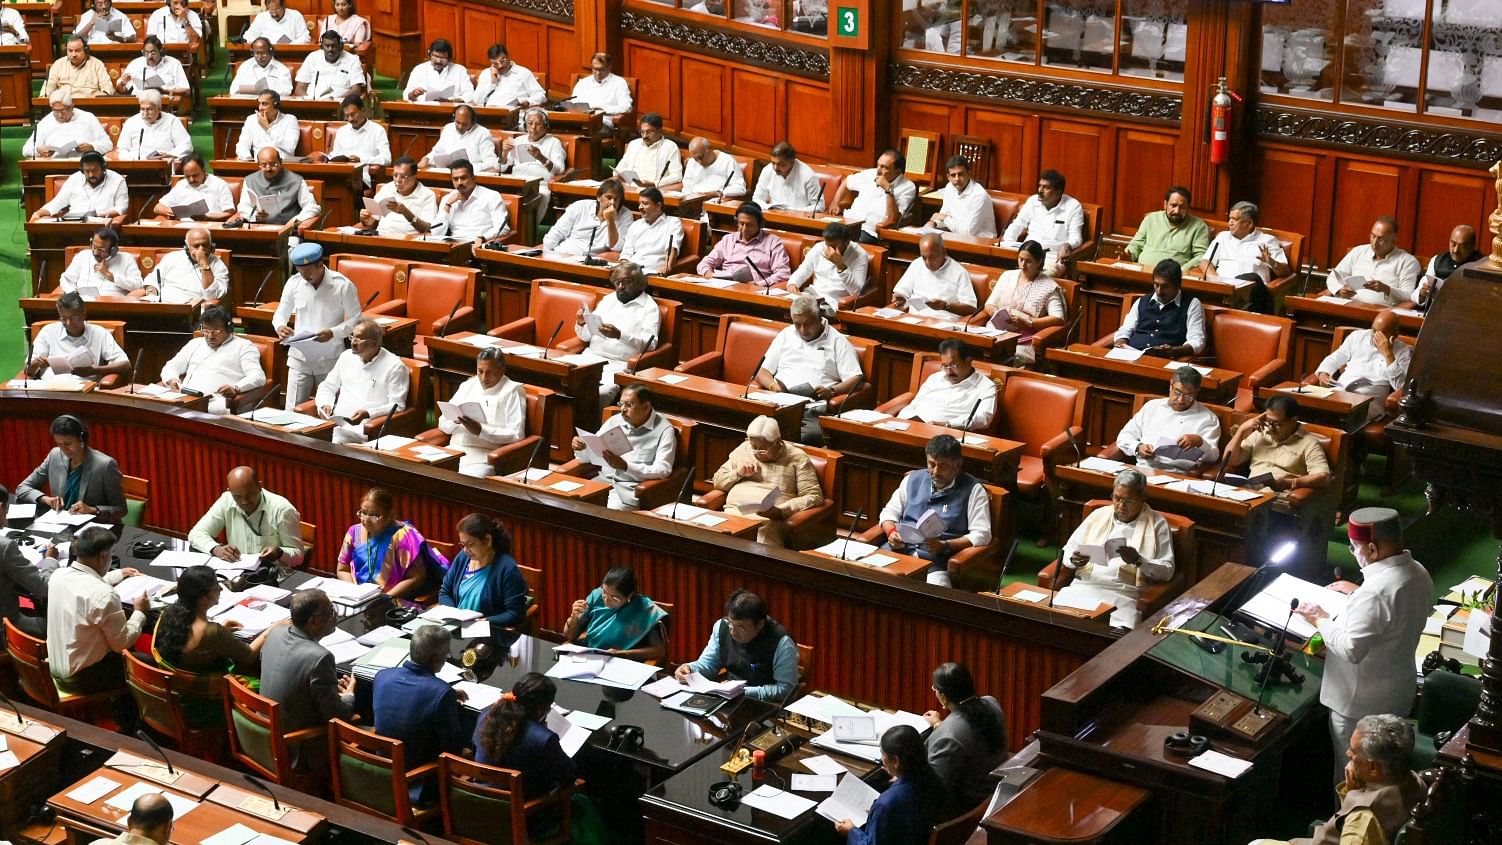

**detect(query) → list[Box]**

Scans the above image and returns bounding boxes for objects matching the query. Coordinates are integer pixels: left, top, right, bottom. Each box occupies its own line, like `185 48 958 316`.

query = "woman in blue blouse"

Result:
835 725 945 845
438 513 528 629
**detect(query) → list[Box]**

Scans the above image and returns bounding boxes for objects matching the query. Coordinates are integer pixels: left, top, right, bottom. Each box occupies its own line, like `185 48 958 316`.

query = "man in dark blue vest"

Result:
1112 259 1205 360
878 435 993 588
674 589 796 702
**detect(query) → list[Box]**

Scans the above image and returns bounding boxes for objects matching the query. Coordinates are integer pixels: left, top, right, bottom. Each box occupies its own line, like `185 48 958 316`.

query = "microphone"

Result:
249 268 275 306
627 335 655 375
398 133 421 162
746 256 772 293
1253 598 1299 715
837 507 864 561
764 664 803 736
178 349 208 397
246 388 273 421
438 296 464 337
956 395 984 438
540 320 563 361
135 729 177 776
0 689 28 728
522 434 548 478
657 157 671 185
371 402 399 449
670 463 695 521
1064 427 1084 464
580 217 606 267
1192 540 1297 655
362 290 379 310
242 773 282 812
21 331 32 388
312 71 320 99
720 167 735 200
127 349 142 394
742 352 767 399
1205 240 1219 274
993 538 1021 594
136 128 145 160
1208 442 1234 499
25 119 38 159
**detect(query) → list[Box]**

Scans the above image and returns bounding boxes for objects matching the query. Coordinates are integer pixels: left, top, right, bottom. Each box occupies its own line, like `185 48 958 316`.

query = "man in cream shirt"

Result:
574 262 662 401
614 113 682 188
308 96 391 187
1114 366 1221 473
358 157 436 236
315 318 410 445
926 155 995 238
438 347 526 477
188 466 305 567
1329 216 1421 306
891 233 977 319
753 141 823 211
896 341 995 430
786 222 869 311
619 188 684 274
144 227 229 304
159 306 266 414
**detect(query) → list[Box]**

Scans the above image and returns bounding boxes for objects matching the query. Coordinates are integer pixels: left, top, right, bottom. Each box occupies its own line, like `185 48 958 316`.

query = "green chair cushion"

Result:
337 753 399 818
124 499 145 528
230 708 276 772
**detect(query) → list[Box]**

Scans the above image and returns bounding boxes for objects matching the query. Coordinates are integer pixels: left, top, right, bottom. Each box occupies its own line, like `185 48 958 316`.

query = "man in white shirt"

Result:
26 293 131 381
144 226 229 304
614 113 682 189
30 152 127 223
1311 310 1411 420
24 91 113 158
439 346 526 477
1114 366 1221 473
471 43 545 109
75 0 134 44
1002 169 1085 276
545 179 632 256
436 158 510 245
403 39 472 102
117 37 191 97
927 155 996 238
570 383 676 509
570 52 633 128
244 0 309 45
752 294 866 444
1055 468 1174 628
295 30 366 100
891 233 977 319
500 107 567 205
786 222 868 311
683 137 746 199
754 141 824 212
159 305 266 414
235 90 300 161
117 90 192 161
418 105 499 173
1200 200 1289 285
0 5 28 45
574 261 662 401
146 0 204 45
359 156 436 236
1293 507 1431 784
274 242 363 409
47 526 148 696
230 39 294 97
1413 224 1486 310
1113 260 1206 358
59 228 144 298
831 149 916 243
878 434 992 587
896 340 995 430
619 188 684 274
1329 216 1421 306
308 96 391 187
154 153 236 220
316 318 409 445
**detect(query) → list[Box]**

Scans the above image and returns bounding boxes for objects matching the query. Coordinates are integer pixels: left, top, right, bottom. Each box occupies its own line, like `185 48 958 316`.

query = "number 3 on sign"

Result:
837 6 859 37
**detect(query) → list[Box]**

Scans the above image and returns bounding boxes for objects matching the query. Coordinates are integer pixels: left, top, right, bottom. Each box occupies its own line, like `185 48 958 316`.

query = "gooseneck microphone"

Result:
838 507 865 561
135 729 177 776
242 773 282 811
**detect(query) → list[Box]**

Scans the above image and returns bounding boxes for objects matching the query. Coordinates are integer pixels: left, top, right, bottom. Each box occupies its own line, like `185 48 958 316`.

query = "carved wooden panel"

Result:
785 80 834 161
1038 119 1108 216
461 8 506 68
1415 171 1495 260
1252 148 1321 256
964 109 1035 195
1330 161 1402 264
681 58 730 137
1113 130 1179 234
623 41 677 127
728 68 780 150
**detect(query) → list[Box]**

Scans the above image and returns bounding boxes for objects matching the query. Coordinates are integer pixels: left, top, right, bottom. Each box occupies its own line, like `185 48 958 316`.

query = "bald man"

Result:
891 233 977 319
92 793 173 845
1309 310 1410 420
1414 224 1485 311
1329 217 1420 306
187 466 305 567
682 136 746 201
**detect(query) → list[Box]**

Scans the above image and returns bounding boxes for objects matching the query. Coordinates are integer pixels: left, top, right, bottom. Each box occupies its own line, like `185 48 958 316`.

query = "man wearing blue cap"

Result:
274 242 362 410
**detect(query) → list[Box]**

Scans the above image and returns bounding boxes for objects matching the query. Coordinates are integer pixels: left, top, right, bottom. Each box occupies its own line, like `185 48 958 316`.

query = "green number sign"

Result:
836 6 859 38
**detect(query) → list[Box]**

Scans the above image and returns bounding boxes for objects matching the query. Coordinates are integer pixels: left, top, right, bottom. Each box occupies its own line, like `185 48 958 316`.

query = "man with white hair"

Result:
1114 365 1221 473
1053 468 1174 629
117 90 192 161
500 107 567 207
116 36 190 96
891 233 977 319
710 416 823 547
682 137 746 200
750 293 865 445
316 317 409 445
25 90 112 158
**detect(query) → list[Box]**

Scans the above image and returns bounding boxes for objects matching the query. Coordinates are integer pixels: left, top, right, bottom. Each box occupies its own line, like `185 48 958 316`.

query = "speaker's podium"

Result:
981 564 1327 845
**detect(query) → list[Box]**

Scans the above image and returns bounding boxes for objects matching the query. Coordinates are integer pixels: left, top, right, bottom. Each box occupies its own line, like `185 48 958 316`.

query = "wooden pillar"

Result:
826 0 889 166
374 0 423 81
1178 0 1257 219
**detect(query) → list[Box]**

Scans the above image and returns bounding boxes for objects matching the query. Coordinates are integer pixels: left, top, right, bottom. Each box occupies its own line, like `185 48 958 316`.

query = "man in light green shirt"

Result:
188 465 305 567
1125 186 1210 268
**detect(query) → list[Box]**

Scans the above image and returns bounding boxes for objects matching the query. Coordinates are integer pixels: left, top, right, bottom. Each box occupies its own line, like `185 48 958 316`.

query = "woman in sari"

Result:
335 488 441 599
976 239 1065 366
317 0 371 53
561 566 667 662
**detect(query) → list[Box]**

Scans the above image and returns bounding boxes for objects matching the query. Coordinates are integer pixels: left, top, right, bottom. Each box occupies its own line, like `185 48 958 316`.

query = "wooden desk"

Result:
835 306 1019 401
21 297 197 379
237 408 337 441
1045 344 1242 449
0 712 65 833
616 368 808 487
22 221 109 295
348 437 464 472
307 228 474 268
15 3 52 80
207 95 343 160
552 179 713 221
211 158 363 227
980 766 1150 845
49 769 316 845
0 45 30 125
100 385 213 414
236 305 418 359
1074 259 1253 345
648 275 811 361
983 582 1115 622
1255 382 1373 435
705 200 862 240
1283 295 1423 377
29 94 189 120
426 333 603 463
820 412 1022 524
473 244 612 327
22 155 175 231
1054 460 1275 581
642 504 764 540
380 101 601 177
122 220 293 308
490 468 612 506
805 545 931 580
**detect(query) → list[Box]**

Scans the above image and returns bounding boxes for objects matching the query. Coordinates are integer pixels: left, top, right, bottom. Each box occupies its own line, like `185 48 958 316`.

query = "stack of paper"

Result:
544 652 660 690
105 782 199 819
544 705 614 756
454 681 505 712
786 694 866 726
746 391 808 408
32 510 95 531
741 784 817 819
813 539 879 560
305 577 383 607
1078 456 1129 474
352 639 411 680
217 599 291 638
1105 346 1145 362
356 625 405 647
836 409 890 424
113 574 174 604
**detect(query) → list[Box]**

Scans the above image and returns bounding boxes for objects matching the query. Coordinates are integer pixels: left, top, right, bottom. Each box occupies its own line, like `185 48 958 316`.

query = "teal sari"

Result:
578 589 667 650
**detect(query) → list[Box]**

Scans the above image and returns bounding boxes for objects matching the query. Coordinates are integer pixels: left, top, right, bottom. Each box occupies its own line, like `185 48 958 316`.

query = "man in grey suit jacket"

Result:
0 486 59 637
259 589 355 766
15 415 126 523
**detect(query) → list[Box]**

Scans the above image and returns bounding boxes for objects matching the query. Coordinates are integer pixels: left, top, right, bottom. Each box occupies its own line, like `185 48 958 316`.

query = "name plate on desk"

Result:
238 795 291 821
105 751 213 796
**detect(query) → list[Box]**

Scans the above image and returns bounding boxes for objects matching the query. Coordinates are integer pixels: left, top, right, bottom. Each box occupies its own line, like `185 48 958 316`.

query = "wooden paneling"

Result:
785 81 834 161
418 0 459 46
624 42 676 127
1415 171 1495 259
728 69 779 149
964 110 1034 194
893 98 953 141
681 58 730 137
420 0 577 99
545 27 579 98
1253 148 1322 251
1038 119 1108 208
1331 161 1402 258
460 9 505 68
1113 131 1179 233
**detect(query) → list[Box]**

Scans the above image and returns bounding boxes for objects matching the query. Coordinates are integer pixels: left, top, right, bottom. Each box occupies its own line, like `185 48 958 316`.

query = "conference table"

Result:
29 93 191 120
704 201 864 242
874 225 1024 295
234 305 419 361
834 306 1020 402
1282 294 1424 377
1072 258 1256 344
307 228 476 268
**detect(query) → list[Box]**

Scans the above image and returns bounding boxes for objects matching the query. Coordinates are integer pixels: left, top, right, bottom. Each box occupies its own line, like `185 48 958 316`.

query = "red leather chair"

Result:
675 314 876 413
854 482 1010 590
811 164 861 211
416 383 557 476
21 320 129 389
770 230 818 269
1036 500 1195 620
994 371 1087 542
873 353 1009 435
491 279 679 372
674 219 705 274
329 254 401 314
295 355 430 438
1201 306 1291 411
988 192 1021 236
558 410 696 510
695 444 842 550
402 263 480 342
836 243 888 311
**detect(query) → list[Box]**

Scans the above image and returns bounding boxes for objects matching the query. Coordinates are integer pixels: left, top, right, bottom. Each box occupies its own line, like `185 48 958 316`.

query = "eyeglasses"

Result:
1111 494 1142 505
356 510 386 519
619 400 644 409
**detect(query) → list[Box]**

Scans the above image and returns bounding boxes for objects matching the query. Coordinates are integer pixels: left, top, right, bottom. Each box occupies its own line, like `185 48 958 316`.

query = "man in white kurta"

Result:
1312 310 1411 420
295 32 366 100
309 98 391 188
244 0 309 44
1329 216 1421 306
1201 201 1288 284
683 138 746 199
896 341 995 430
235 92 300 160
753 142 824 211
471 46 545 108
274 243 363 409
117 44 190 96
316 318 409 445
230 41 294 96
361 158 437 236
24 96 112 158
155 156 236 220
403 41 473 102
1002 170 1085 275
436 160 510 244
574 262 662 401
835 151 916 241
32 155 127 221
545 187 632 255
59 230 143 298
159 306 266 414
927 155 996 238
570 384 676 510
755 295 866 444
419 108 499 173
144 227 229 303
75 0 134 44
1114 366 1222 473
0 5 28 45
614 114 682 189
439 348 527 477
618 189 684 274
1056 469 1174 629
570 53 633 127
891 233 977 319
786 222 869 310
117 92 192 160
500 108 566 206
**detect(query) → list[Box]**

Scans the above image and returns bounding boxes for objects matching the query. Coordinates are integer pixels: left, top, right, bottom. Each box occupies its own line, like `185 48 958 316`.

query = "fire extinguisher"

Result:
1210 76 1236 166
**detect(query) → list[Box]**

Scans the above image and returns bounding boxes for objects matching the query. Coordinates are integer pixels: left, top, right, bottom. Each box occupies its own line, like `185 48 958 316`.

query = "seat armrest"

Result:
828 382 872 414
854 524 885 544
784 500 836 550
675 351 724 377
1031 324 1067 351
1039 427 1082 471
487 436 542 476
1091 332 1116 350
1098 443 1128 461
231 382 278 415
416 427 448 445
433 305 479 338
874 393 914 416
1246 358 1287 391
631 343 676 373
556 338 586 354
556 459 599 479
1036 559 1063 591
365 299 406 317
294 398 318 416
284 725 327 744
488 316 537 341
635 470 687 511
696 489 728 510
